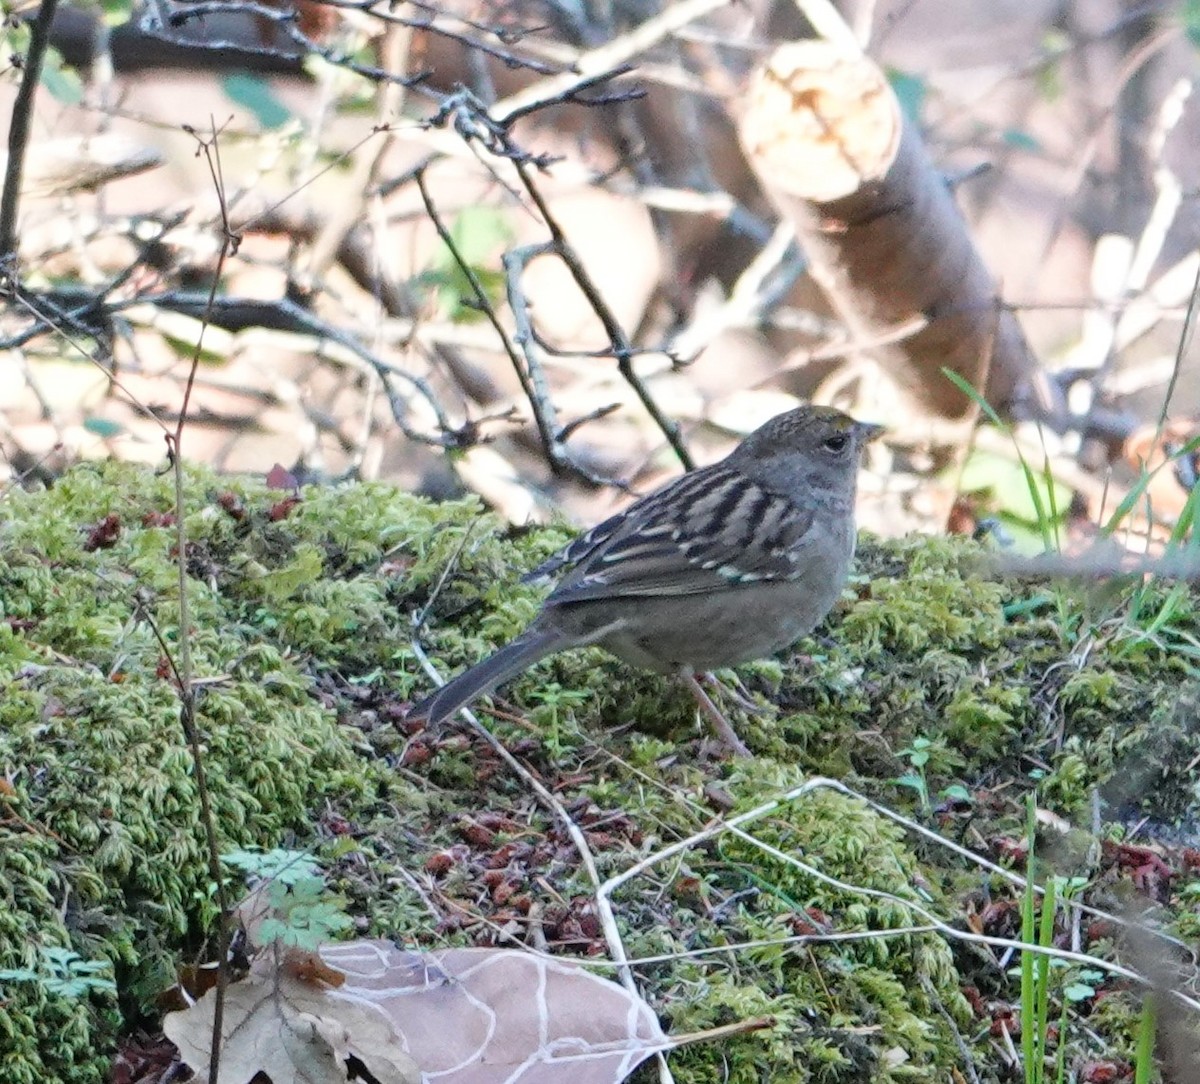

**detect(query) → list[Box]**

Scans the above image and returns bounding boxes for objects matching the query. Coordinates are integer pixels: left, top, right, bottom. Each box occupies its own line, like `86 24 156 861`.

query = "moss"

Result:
3 462 1199 1083
0 464 372 1081
638 779 970 1082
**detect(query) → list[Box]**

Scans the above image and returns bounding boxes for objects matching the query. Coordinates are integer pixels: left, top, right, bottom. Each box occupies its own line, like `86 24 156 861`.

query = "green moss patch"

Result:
2 463 1198 1083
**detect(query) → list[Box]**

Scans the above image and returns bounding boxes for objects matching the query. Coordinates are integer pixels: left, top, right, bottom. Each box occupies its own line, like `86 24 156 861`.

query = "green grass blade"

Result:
942 368 1006 427
1053 995 1069 1084
942 369 1058 553
1033 876 1057 1084
1021 795 1038 1084
1104 433 1200 537
1133 995 1155 1084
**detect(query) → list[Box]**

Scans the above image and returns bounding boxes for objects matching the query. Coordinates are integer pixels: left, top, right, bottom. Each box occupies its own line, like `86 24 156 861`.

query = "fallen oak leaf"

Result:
166 938 771 1084
163 951 418 1084
284 948 347 989
319 940 671 1083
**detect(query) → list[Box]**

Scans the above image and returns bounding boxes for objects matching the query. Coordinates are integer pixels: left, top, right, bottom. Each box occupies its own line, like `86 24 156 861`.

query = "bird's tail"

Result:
410 627 567 725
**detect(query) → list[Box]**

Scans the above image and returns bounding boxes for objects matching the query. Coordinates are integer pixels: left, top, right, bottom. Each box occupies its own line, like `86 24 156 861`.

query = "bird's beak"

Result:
855 421 884 442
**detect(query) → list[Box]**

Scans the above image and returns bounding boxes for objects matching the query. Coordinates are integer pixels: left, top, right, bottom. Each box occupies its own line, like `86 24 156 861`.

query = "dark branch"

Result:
0 0 61 274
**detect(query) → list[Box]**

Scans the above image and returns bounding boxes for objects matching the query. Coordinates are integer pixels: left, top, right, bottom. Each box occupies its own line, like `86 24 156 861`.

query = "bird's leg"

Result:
681 671 751 756
700 671 767 715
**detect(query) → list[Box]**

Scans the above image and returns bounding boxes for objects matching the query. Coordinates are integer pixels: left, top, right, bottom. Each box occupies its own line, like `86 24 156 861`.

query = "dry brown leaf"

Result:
163 951 419 1084
233 882 274 949
316 940 669 1083
166 939 671 1084
283 949 346 989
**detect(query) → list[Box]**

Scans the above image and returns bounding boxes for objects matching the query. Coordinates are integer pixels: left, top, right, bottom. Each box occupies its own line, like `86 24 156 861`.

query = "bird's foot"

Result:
682 672 751 757
700 671 769 715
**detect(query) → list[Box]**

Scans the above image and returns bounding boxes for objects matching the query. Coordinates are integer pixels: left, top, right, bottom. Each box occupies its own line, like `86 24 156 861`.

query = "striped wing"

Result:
541 465 815 604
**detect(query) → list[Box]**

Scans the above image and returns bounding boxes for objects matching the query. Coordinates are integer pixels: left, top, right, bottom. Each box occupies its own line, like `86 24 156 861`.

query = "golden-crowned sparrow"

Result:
411 405 880 753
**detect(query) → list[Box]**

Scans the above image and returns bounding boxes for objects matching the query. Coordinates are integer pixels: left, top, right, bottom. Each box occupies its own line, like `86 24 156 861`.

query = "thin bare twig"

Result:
511 158 694 470
166 120 241 1084
0 0 61 271
414 165 626 487
139 0 434 88
320 0 569 76
415 79 695 473
491 0 731 124
413 166 555 458
501 240 564 458
1154 253 1200 435
11 281 467 449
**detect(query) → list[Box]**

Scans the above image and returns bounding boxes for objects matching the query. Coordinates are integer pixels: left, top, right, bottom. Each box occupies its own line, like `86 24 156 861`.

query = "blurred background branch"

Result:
0 0 1197 543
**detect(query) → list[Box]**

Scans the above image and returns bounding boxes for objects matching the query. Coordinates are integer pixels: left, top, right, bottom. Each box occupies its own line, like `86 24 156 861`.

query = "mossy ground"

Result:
1 462 1197 1082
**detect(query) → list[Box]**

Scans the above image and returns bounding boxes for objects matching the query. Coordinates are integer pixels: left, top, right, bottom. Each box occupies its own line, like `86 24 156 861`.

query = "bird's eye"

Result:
823 433 850 453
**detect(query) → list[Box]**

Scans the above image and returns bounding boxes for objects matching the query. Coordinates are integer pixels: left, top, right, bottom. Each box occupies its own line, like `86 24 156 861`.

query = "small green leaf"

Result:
1001 128 1041 153
1186 0 1200 48
1035 30 1069 102
99 0 134 25
1 947 116 999
222 73 292 130
1063 980 1096 1002
418 207 514 322
286 877 327 904
40 51 83 105
958 449 1070 527
257 917 290 946
887 69 926 124
0 968 40 984
223 847 321 885
448 206 513 266
83 416 125 438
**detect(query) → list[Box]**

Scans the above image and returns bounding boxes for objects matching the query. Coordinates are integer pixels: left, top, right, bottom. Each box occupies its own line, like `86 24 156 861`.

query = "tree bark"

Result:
738 40 1060 426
